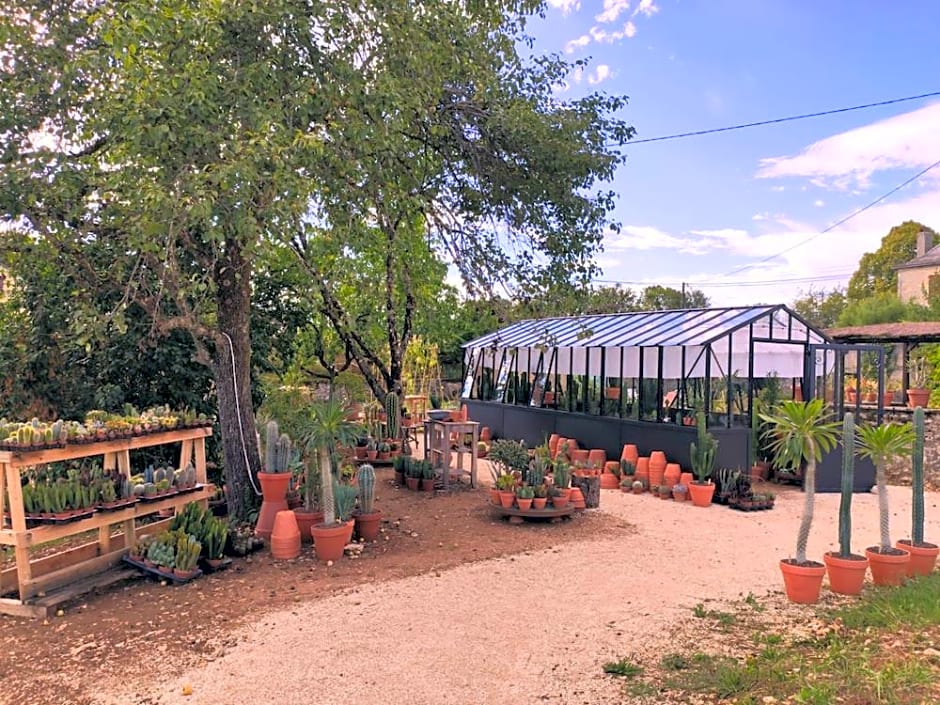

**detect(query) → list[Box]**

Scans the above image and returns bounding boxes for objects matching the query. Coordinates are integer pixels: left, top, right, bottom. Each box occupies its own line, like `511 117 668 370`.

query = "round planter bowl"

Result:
780 559 826 604
865 546 910 586
824 552 868 596
896 540 939 577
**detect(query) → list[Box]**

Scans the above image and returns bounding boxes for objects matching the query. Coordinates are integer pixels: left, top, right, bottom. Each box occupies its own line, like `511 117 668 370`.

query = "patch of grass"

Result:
624 681 658 698
691 602 737 627
834 572 940 630
602 657 643 679
659 652 691 671
743 591 764 612
692 602 708 618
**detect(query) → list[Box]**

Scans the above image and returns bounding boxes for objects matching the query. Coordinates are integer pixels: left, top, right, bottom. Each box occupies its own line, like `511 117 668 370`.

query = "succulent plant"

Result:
174 533 202 572
333 482 358 523
357 464 376 514
100 480 117 504
385 393 401 440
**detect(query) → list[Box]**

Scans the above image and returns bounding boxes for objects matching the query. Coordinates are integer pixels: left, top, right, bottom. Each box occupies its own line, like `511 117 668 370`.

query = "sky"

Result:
530 0 940 306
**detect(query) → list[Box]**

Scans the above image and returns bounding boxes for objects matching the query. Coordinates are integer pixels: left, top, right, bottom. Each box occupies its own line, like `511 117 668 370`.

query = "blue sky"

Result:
530 0 940 305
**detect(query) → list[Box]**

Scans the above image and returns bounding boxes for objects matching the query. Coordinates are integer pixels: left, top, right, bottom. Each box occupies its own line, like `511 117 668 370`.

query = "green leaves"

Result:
855 422 915 468
759 399 841 469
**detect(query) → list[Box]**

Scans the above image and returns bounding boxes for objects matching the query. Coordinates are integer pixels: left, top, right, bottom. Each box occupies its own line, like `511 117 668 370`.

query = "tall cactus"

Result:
264 420 279 473
690 412 717 482
913 406 925 545
357 464 376 514
385 392 400 441
838 413 855 557
276 433 292 473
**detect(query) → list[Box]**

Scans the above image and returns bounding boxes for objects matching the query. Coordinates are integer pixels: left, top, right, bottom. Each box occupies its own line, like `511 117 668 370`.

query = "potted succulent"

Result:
688 412 717 507
672 483 688 502
823 413 869 595
174 533 202 580
631 479 645 494
897 407 939 576
255 420 294 540
515 485 534 511
906 355 930 409
354 464 382 542
856 418 915 585
532 484 548 509
377 441 391 461
761 399 840 603
495 473 516 508
300 399 363 561
420 460 436 492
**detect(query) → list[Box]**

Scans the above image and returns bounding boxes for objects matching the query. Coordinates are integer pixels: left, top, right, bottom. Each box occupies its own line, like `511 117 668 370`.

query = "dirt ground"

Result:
0 468 618 705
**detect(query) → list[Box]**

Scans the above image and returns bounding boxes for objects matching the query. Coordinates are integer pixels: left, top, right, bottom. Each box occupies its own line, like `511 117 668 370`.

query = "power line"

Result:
594 271 854 289
724 157 940 276
613 90 940 146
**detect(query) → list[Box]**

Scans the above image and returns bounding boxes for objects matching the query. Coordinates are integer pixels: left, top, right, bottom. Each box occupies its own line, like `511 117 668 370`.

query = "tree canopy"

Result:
846 220 938 301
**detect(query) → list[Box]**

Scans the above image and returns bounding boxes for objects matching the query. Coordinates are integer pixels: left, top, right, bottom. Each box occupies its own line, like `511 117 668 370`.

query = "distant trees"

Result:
847 221 937 301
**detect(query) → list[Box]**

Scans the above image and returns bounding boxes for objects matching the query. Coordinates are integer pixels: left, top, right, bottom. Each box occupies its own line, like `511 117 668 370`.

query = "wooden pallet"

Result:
0 567 140 619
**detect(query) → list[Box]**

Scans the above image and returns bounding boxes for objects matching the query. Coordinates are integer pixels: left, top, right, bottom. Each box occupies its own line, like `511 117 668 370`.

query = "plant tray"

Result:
728 500 774 512
137 490 180 503
97 499 139 512
199 557 232 573
175 483 206 495
122 555 202 584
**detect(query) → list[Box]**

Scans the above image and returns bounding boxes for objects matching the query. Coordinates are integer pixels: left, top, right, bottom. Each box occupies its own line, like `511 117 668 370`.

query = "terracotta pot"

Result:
551 493 569 509
896 540 939 577
864 392 877 403
570 449 590 465
553 437 567 460
394 471 405 485
255 471 292 540
750 462 770 481
632 486 644 495
498 491 515 508
311 520 354 563
480 426 492 442
587 449 606 470
366 450 378 460
354 510 383 542
605 386 620 400
664 463 681 488
293 509 324 544
548 434 561 455
269 510 301 560
488 488 500 505
907 388 930 409
406 477 420 491
532 497 547 510
621 444 639 466
600 473 619 490
865 546 910 586
679 472 694 487
687 481 715 508
516 498 532 512
421 478 435 492
378 452 390 461
672 489 688 502
883 392 895 407
543 391 556 405
648 451 666 487
173 568 197 580
634 457 650 487
780 559 826 604
569 486 586 510
354 447 367 459
824 552 868 595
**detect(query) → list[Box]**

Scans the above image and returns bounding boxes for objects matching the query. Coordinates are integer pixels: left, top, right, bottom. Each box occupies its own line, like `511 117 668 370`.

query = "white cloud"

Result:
632 0 659 17
547 0 581 14
596 0 630 23
623 20 637 38
770 185 786 192
814 199 825 207
587 64 612 85
564 33 591 53
756 102 940 190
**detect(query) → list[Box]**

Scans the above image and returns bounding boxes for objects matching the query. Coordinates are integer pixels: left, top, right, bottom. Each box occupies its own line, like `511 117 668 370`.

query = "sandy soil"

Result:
91 483 940 705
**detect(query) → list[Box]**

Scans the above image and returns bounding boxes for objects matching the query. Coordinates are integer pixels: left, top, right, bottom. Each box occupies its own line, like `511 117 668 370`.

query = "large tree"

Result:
0 0 631 520
847 221 938 301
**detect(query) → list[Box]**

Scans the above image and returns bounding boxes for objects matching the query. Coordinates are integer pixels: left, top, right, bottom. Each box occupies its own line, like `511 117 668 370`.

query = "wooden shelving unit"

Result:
0 427 212 617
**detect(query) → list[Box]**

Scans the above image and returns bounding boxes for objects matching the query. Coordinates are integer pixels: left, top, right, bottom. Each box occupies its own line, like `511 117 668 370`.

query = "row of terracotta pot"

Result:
269 509 385 562
782 541 940 603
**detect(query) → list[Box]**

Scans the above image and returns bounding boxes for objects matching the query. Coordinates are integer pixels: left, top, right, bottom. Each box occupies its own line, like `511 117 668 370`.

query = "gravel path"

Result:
98 485 940 705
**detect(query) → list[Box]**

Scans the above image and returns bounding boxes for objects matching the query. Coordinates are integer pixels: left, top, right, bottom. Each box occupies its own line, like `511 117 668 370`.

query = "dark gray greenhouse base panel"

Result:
464 400 875 493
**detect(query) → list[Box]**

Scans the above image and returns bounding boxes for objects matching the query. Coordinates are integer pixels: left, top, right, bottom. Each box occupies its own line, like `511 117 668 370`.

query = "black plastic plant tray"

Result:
137 490 181 503
122 555 202 584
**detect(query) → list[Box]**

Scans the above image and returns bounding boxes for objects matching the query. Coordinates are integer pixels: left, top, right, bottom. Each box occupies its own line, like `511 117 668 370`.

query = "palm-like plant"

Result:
298 399 362 524
760 399 840 564
856 421 915 552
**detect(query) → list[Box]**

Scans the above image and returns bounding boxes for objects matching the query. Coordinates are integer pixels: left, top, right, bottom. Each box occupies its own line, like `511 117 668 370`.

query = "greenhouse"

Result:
461 305 884 491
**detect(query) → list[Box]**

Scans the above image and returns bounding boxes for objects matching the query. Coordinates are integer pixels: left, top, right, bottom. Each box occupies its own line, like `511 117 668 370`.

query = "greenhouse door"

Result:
804 343 886 422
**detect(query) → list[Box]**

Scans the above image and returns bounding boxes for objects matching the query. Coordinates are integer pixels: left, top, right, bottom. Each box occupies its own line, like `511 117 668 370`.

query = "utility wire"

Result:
613 90 940 146
594 272 854 289
724 157 940 276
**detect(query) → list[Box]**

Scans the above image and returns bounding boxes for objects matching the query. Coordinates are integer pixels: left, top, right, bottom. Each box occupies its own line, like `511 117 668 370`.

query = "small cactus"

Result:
913 406 925 545
357 464 376 514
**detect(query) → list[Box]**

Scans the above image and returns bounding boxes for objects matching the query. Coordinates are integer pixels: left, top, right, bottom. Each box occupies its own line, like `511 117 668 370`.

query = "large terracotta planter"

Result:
780 559 826 604
421 478 436 492
634 457 650 487
570 449 590 465
688 481 715 507
866 546 910 586
293 509 324 544
679 472 694 487
599 473 620 490
311 520 354 562
269 510 301 560
906 388 930 409
548 434 560 455
648 451 666 487
406 477 420 491
355 510 383 542
824 552 868 595
569 486 586 510
587 449 606 470
663 462 681 488
621 444 639 466
896 540 939 577
255 471 292 540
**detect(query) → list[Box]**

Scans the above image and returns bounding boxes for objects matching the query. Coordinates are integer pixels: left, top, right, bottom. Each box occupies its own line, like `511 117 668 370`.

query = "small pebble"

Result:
182 684 193 696
327 560 334 567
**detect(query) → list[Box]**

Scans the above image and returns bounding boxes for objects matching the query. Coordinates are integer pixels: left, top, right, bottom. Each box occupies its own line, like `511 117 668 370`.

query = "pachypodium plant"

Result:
300 400 362 525
856 420 915 552
912 407 927 545
357 464 376 515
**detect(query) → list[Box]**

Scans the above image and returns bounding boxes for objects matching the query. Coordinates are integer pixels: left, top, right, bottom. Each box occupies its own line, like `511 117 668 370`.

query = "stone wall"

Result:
857 407 940 490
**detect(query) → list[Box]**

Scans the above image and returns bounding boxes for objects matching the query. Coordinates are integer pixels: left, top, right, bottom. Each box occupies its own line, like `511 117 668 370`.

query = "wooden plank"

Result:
0 427 212 468
0 485 214 547
30 568 140 611
21 548 128 599
0 596 49 619
194 437 207 484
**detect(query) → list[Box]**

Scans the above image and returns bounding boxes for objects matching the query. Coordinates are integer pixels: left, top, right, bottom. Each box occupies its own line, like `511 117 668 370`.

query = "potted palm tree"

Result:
823 413 869 595
760 399 840 603
897 407 939 576
298 399 362 561
856 419 915 585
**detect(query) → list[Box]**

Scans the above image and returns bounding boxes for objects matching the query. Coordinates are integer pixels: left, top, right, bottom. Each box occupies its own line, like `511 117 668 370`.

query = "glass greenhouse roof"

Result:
462 305 828 350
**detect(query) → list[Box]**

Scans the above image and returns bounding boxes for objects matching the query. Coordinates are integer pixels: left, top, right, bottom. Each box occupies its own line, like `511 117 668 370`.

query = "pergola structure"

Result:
462 305 879 491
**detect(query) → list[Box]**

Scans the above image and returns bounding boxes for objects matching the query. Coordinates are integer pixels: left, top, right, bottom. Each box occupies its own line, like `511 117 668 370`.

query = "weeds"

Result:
602 657 643 679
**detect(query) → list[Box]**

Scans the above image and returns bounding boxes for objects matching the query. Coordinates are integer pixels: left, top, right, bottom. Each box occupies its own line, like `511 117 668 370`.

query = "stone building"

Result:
896 230 940 305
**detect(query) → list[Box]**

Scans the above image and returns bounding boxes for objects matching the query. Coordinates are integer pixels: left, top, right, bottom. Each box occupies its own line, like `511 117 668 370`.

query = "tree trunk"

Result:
212 240 262 522
570 473 600 508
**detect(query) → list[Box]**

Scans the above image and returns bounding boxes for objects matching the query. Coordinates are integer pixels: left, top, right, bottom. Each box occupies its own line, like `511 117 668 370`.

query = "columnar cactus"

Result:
264 420 279 473
275 433 292 473
385 393 400 440
913 406 925 545
839 413 855 557
357 464 376 514
690 412 717 482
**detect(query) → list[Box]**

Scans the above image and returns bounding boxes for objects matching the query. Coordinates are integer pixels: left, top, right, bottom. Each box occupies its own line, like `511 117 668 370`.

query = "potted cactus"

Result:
761 399 840 603
515 485 534 511
823 412 869 595
353 464 382 542
173 533 202 580
896 407 938 576
688 412 717 507
255 420 294 540
856 419 915 585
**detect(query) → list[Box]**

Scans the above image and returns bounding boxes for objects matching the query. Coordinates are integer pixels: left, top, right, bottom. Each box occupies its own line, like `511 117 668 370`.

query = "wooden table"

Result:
425 420 479 490
0 427 212 617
